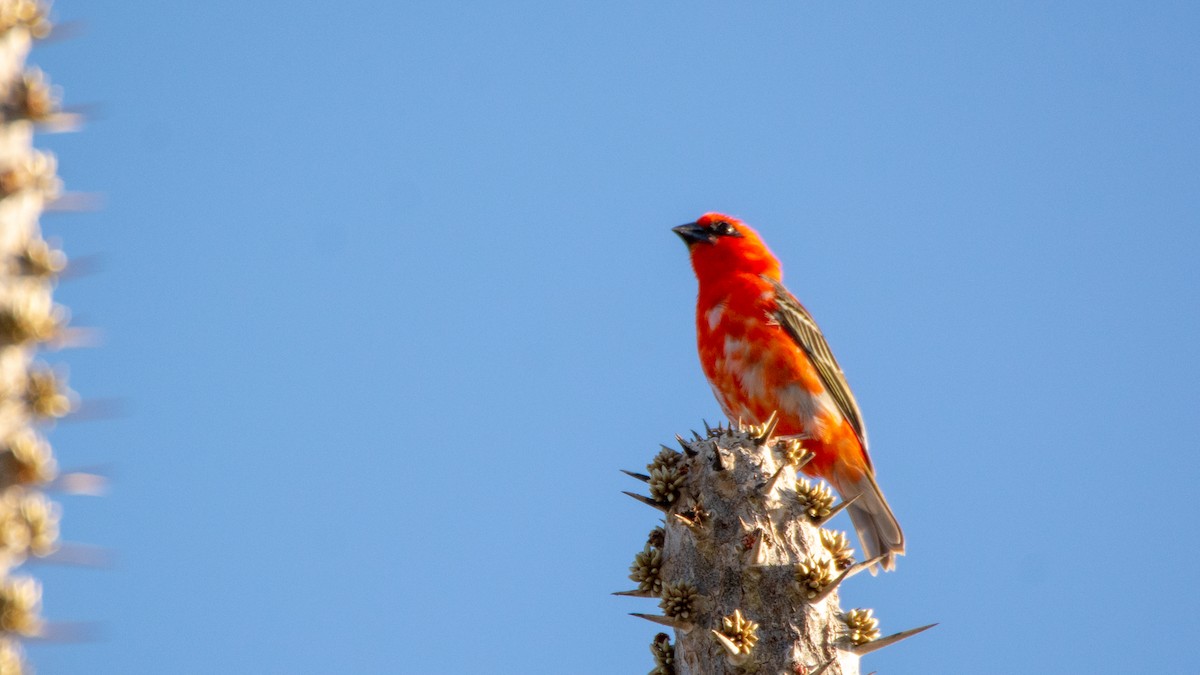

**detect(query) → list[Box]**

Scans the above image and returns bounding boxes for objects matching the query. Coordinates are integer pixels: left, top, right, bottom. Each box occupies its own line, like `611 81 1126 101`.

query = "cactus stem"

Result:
625 424 931 672
809 657 836 675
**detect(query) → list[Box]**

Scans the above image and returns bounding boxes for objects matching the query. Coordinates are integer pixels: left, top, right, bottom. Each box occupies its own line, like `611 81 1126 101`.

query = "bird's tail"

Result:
832 467 905 574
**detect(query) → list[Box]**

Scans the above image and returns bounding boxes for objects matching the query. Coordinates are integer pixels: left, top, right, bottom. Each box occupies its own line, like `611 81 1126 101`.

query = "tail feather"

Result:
835 469 904 573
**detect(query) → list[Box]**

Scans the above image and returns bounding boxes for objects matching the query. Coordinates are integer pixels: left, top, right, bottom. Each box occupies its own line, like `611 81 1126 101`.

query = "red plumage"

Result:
674 213 904 571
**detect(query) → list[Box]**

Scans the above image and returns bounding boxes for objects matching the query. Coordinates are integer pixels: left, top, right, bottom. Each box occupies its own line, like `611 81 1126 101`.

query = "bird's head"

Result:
673 213 781 281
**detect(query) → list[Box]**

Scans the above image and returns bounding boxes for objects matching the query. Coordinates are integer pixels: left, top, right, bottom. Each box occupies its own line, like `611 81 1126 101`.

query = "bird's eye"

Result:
713 220 741 237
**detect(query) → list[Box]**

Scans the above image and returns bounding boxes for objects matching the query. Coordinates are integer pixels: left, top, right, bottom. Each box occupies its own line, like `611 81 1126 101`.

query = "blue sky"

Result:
22 2 1200 672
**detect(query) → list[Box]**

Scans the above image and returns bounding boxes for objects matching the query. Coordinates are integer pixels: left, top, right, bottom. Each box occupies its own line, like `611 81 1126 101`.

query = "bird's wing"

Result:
764 276 869 451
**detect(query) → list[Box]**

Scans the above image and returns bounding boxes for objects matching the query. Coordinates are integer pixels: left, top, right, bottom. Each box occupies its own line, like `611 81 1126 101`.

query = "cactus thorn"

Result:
622 491 666 512
620 469 650 483
711 630 749 664
761 457 802 494
630 613 694 633
737 516 752 531
711 446 733 471
850 623 937 656
672 512 698 528
776 432 811 444
46 469 107 496
44 191 104 212
674 435 699 457
815 492 861 526
611 589 656 598
30 542 111 568
752 410 779 444
843 553 887 579
21 620 100 643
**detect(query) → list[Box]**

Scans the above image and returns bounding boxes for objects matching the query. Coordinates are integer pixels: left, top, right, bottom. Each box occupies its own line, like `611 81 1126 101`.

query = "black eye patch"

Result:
712 221 742 238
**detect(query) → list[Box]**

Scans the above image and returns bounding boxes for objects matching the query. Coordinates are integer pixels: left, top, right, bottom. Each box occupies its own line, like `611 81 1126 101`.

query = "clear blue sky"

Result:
24 2 1200 672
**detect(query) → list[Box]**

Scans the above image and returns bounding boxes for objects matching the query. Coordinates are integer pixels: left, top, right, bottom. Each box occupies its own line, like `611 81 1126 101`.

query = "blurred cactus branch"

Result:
0 1 98 671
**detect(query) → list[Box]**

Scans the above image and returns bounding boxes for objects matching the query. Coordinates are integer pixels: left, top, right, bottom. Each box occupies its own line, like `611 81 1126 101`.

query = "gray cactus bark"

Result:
622 423 932 675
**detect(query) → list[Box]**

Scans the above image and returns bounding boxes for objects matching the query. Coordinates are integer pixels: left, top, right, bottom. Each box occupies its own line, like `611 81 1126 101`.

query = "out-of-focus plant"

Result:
0 3 101 671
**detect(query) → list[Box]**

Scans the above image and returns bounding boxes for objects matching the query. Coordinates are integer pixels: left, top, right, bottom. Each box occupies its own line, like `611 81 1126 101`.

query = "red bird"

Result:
674 213 904 570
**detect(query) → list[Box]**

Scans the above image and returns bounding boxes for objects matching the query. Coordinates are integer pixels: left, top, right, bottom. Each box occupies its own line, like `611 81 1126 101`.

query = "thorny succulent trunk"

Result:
0 3 96 671
622 423 931 675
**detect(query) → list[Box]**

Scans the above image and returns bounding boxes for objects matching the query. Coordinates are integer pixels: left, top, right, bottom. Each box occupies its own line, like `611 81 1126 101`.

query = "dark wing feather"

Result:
764 276 869 452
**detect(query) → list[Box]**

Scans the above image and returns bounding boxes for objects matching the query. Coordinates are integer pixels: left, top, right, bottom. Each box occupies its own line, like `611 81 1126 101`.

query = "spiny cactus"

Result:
0 2 99 671
619 422 932 674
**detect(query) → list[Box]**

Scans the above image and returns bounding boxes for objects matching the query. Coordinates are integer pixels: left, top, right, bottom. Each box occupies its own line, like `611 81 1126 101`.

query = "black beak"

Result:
672 222 712 246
